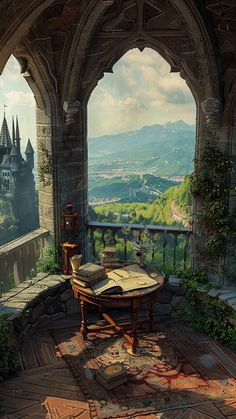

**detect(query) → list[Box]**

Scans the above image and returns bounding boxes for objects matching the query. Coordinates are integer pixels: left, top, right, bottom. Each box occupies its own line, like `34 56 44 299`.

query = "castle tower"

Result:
25 139 34 169
0 111 39 239
0 108 12 151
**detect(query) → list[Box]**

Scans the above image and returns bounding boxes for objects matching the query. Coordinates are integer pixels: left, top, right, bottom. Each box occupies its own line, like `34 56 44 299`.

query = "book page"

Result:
91 277 120 295
107 264 158 292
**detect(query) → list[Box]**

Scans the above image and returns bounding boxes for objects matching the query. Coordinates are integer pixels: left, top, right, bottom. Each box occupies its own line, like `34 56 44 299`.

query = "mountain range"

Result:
88 120 195 176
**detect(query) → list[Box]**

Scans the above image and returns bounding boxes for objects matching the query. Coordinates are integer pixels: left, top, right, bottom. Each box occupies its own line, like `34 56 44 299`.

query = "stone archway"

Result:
2 0 228 277
60 0 221 269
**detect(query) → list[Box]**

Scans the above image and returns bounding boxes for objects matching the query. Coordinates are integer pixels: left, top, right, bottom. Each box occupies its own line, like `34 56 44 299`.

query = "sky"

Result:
88 48 196 138
0 48 196 148
0 55 36 151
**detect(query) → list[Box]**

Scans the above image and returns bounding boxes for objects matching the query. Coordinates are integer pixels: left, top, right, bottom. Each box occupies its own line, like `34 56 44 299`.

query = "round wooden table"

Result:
72 266 165 354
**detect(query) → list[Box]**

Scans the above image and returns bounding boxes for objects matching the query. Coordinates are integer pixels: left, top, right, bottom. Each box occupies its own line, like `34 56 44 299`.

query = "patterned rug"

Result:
51 325 236 418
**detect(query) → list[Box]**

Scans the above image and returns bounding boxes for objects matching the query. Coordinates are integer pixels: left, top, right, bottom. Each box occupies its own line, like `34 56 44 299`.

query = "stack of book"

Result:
72 263 106 288
95 363 128 390
101 247 122 269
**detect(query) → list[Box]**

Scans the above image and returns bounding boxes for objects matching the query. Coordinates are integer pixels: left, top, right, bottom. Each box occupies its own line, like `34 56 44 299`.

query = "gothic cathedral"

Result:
0 111 38 240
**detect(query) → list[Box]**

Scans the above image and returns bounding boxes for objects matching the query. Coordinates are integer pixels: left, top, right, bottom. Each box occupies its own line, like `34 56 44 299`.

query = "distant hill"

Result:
88 120 195 176
89 174 178 203
91 177 192 227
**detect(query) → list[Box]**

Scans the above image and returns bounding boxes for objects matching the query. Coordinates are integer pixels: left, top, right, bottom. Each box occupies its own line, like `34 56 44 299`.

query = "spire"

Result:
0 107 12 148
15 115 21 153
25 139 34 154
25 139 34 169
10 143 18 156
12 116 16 146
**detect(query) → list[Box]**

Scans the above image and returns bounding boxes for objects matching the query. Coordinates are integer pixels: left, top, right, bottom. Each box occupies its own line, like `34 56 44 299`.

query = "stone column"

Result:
224 95 236 284
37 108 56 237
57 100 88 260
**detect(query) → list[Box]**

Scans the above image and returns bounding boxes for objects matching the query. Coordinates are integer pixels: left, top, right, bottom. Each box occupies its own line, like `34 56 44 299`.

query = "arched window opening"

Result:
0 55 39 245
88 48 196 267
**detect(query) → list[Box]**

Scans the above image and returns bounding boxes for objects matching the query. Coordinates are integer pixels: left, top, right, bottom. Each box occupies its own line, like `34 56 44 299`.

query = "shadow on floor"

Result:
0 311 236 418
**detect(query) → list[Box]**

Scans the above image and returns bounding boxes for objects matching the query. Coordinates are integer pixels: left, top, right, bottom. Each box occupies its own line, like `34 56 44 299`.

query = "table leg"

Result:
80 300 88 339
148 298 154 331
131 300 139 354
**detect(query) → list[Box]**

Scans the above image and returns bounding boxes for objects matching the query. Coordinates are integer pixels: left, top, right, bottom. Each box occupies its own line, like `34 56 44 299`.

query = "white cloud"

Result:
2 55 21 82
88 48 196 137
4 90 35 109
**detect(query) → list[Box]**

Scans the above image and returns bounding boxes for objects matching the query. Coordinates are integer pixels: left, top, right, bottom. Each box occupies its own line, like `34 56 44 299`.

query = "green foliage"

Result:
89 174 177 202
0 314 18 381
38 144 53 185
189 130 232 262
0 198 18 246
91 176 192 227
176 269 236 347
36 246 60 274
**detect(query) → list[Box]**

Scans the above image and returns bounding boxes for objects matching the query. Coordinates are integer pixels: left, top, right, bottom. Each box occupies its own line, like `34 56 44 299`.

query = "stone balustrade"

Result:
0 228 50 294
87 221 193 270
0 272 78 341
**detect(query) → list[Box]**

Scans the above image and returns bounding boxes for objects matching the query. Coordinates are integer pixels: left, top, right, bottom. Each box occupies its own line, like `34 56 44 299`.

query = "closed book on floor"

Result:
95 374 128 390
96 362 128 383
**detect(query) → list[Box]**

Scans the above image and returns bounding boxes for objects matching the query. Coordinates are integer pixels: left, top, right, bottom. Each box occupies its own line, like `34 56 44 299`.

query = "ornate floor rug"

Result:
51 325 236 418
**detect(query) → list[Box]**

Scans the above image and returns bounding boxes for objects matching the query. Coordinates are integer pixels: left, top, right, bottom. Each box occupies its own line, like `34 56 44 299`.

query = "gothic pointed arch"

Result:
0 0 54 74
62 0 220 107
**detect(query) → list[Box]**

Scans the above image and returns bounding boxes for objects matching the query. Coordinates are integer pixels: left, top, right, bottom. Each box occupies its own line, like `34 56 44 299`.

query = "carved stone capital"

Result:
63 99 81 125
201 97 221 126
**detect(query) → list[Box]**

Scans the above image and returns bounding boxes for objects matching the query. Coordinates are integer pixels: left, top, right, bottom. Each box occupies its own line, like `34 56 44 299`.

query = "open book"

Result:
91 264 160 295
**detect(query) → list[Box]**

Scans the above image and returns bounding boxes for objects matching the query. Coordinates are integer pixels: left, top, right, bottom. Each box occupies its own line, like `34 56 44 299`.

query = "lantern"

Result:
61 203 78 233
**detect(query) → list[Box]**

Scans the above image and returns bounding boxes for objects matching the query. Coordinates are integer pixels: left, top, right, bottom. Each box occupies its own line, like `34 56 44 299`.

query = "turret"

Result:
10 143 19 172
0 108 12 150
25 139 34 169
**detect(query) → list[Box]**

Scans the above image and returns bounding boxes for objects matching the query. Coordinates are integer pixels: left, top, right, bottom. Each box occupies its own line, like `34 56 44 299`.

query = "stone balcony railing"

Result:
0 228 50 294
87 221 193 270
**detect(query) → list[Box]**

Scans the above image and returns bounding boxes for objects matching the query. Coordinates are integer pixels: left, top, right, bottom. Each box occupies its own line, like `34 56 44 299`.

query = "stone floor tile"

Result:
217 401 236 416
194 403 225 418
178 408 218 418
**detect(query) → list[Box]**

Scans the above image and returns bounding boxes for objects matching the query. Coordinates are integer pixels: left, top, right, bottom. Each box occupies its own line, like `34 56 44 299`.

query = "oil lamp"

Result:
61 203 78 233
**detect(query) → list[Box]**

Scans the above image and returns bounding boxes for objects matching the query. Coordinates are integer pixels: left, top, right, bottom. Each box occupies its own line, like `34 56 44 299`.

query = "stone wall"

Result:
0 273 79 341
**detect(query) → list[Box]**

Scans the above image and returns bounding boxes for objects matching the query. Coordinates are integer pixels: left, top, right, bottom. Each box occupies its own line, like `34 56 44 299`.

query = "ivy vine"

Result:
38 144 53 186
176 269 236 349
189 129 232 262
0 314 18 381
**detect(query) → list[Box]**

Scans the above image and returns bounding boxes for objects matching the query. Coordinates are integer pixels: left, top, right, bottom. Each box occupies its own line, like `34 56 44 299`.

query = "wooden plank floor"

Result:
0 314 236 418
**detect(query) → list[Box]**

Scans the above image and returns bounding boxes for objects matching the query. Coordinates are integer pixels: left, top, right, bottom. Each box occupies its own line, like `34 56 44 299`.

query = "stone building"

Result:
0 112 38 236
0 0 236 283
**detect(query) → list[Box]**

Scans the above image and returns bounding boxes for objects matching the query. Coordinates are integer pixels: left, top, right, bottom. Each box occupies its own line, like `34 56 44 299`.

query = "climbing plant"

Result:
189 129 232 266
38 143 53 186
0 314 18 381
176 269 236 350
